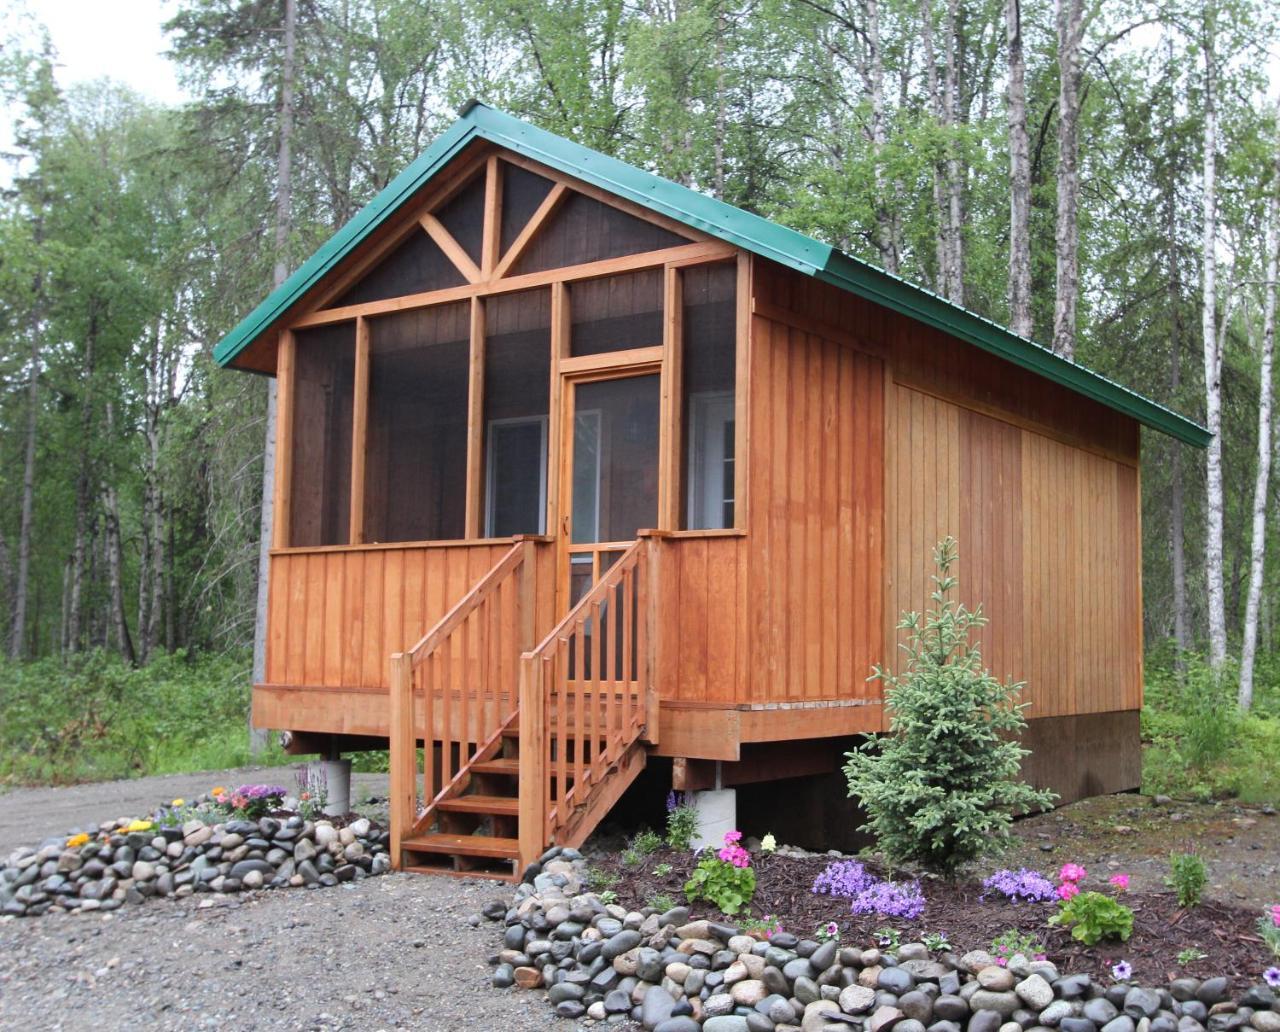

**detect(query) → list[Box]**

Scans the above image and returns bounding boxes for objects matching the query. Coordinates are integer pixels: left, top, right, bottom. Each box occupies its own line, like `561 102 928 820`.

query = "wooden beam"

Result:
348 317 370 543
481 154 502 277
465 297 486 537
558 345 664 376
272 329 296 549
546 282 567 548
660 264 683 528
735 252 751 531
672 756 717 792
492 182 568 279
291 240 737 329
420 212 482 284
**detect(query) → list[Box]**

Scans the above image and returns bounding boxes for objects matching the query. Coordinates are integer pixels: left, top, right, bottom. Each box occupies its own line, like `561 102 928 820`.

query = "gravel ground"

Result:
0 766 391 844
0 767 571 1030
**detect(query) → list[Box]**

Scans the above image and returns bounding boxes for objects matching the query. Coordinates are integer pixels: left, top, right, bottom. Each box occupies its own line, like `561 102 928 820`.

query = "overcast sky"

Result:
31 0 187 105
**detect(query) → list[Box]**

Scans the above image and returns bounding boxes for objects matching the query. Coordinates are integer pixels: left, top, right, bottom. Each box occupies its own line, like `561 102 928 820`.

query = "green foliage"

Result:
1257 909 1280 959
585 867 620 894
1048 891 1135 945
1176 947 1208 966
1165 852 1208 908
844 539 1056 877
990 929 1044 960
921 931 952 952
666 800 700 852
742 914 783 939
646 893 676 913
0 650 284 784
623 828 665 866
684 855 756 916
873 927 901 949
652 862 673 877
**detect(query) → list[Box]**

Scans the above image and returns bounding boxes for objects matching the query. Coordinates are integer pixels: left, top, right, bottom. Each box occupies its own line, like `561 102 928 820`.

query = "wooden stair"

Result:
390 537 656 882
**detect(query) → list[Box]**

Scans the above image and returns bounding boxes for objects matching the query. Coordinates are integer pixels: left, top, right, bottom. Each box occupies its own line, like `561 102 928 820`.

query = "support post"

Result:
388 652 416 869
643 536 661 745
517 652 546 872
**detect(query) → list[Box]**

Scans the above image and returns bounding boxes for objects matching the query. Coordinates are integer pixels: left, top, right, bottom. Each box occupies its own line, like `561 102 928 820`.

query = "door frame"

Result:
556 356 663 613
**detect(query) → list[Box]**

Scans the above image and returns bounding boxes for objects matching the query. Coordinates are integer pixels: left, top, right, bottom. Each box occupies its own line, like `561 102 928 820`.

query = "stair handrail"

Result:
517 537 656 869
389 537 544 868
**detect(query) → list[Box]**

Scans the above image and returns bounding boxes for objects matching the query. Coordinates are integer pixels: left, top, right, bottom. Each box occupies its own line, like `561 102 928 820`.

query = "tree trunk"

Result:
102 404 137 666
251 0 297 754
868 0 899 275
1239 116 1280 709
920 0 950 296
943 0 965 304
1052 0 1084 360
1005 0 1031 337
66 311 98 655
713 0 726 201
1201 21 1227 671
11 238 45 660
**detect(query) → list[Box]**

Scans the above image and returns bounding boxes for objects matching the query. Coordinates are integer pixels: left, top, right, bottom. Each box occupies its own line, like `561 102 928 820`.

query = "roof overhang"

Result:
214 102 1210 449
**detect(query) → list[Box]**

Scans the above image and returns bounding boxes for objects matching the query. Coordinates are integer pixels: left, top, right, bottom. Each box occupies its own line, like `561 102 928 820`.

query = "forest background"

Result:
1 0 1278 798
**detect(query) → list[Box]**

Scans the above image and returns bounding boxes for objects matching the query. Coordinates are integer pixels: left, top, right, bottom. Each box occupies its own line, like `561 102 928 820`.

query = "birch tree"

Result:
1005 0 1031 337
1238 107 1280 709
1052 0 1085 359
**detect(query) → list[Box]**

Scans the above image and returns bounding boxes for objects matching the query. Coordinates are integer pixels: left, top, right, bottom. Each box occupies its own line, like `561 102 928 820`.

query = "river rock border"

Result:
484 849 1280 1032
0 814 392 918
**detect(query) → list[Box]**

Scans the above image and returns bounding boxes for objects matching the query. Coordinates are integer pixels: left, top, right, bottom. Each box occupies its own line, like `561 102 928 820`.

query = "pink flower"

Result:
1271 904 1280 929
1057 882 1081 901
996 957 1008 967
1109 874 1130 891
723 830 743 845
1059 863 1087 884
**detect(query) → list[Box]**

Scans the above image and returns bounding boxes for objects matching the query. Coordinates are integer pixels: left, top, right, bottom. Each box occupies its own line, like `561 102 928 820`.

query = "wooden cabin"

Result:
214 102 1209 878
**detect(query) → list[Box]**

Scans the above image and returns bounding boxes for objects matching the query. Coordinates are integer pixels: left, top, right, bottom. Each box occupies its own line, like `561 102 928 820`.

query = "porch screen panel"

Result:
336 230 466 307
363 302 470 542
569 268 663 357
510 192 687 276
681 262 737 529
435 173 486 266
290 323 355 546
483 289 551 536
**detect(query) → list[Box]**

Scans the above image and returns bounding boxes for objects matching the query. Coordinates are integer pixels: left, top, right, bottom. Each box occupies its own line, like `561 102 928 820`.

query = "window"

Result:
483 290 551 536
510 192 687 275
569 269 663 357
362 302 470 542
681 262 737 529
290 323 356 546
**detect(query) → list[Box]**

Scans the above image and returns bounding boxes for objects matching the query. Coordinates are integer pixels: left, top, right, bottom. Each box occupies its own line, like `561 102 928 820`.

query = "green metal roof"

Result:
214 101 1210 448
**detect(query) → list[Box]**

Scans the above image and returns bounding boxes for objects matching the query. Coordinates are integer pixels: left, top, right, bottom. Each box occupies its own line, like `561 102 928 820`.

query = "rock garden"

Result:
0 779 391 918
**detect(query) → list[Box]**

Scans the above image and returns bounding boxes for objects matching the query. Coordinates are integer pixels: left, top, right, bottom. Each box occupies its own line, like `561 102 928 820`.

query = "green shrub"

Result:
684 854 756 915
647 892 676 913
665 793 700 851
1166 851 1208 907
843 538 1056 877
0 649 280 785
1048 890 1134 944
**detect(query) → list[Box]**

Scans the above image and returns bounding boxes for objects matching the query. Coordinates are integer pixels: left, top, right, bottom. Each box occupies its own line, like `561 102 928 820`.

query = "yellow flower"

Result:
211 786 227 798
171 798 185 807
127 820 154 833
761 833 777 853
66 833 89 848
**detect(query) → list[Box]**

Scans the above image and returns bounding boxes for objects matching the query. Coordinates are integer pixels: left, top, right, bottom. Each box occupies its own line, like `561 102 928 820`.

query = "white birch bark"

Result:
1005 0 1032 337
251 0 297 754
920 0 950 296
1201 20 1227 670
1238 112 1280 709
10 262 42 659
943 0 965 304
1052 0 1084 360
867 0 899 274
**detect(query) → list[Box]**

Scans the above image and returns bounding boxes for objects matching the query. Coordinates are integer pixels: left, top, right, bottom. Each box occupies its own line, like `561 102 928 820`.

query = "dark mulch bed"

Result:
593 848 1275 990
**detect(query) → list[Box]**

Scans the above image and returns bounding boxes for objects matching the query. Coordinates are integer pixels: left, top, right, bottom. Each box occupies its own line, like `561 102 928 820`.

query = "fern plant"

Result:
843 537 1057 877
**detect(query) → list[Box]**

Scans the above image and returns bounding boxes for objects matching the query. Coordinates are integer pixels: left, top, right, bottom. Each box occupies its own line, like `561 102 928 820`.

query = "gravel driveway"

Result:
0 769 574 1030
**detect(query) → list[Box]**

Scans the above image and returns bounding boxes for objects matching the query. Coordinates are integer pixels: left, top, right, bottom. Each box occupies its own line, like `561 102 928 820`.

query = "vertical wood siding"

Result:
265 541 554 690
885 385 1141 719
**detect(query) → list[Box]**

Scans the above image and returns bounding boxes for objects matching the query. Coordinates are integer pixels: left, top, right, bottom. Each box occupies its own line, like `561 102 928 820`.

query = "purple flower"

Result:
851 880 926 922
1112 961 1132 981
980 868 1057 904
813 860 878 899
666 790 683 813
235 784 287 799
1264 968 1280 989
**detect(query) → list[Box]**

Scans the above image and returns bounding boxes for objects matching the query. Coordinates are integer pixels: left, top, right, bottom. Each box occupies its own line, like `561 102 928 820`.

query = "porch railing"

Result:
517 536 658 867
388 538 539 864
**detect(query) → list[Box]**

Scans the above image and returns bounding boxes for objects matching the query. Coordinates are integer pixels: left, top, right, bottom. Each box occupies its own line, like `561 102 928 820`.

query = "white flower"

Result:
761 833 777 853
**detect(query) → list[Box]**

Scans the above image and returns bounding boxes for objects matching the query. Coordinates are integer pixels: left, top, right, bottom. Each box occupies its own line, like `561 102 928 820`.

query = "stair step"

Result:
401 832 519 859
435 794 519 816
403 864 517 883
470 757 520 776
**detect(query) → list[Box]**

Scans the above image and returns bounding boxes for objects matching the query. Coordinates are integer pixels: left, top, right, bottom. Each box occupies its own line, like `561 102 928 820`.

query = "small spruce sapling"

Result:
843 537 1056 877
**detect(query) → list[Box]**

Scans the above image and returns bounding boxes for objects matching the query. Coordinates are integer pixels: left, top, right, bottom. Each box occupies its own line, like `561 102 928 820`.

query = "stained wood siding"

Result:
739 308 885 706
264 541 555 691
885 385 1142 719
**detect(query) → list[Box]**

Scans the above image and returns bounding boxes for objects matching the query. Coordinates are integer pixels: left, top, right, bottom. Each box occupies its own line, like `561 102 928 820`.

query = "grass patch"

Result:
0 649 286 785
1141 643 1280 804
